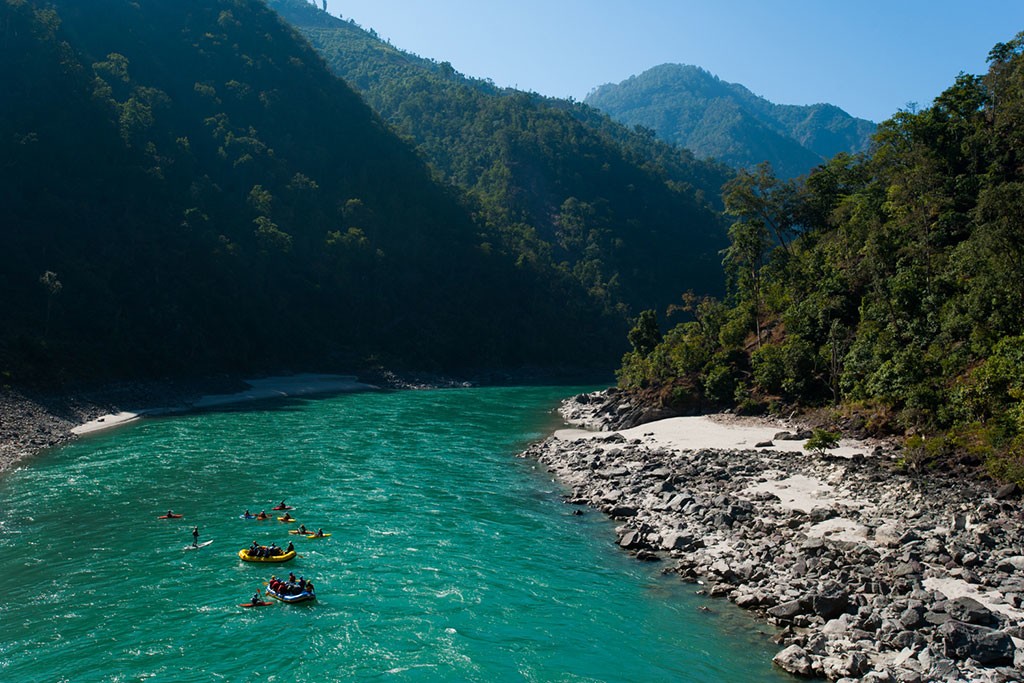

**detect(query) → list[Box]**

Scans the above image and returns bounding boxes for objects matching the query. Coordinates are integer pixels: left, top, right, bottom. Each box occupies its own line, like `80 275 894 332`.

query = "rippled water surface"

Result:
0 386 791 682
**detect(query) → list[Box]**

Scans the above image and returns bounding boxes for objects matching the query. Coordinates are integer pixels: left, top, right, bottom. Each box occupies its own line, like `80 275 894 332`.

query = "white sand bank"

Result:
71 373 375 436
555 414 869 458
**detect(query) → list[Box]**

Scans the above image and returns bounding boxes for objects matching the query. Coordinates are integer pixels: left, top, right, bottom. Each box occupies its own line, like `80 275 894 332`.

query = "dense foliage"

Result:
618 35 1024 483
268 0 733 318
586 64 876 179
0 0 621 383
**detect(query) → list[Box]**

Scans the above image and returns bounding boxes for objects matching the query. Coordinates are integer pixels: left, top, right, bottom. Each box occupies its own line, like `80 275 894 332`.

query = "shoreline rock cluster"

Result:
521 390 1024 682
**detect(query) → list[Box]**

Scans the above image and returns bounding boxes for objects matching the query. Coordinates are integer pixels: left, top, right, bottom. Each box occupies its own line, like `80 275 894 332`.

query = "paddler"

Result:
192 526 199 547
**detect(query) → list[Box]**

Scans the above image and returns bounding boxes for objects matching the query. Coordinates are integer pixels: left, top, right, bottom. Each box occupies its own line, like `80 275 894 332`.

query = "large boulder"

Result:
773 645 815 676
945 596 995 626
939 621 1015 665
812 591 850 620
767 599 807 622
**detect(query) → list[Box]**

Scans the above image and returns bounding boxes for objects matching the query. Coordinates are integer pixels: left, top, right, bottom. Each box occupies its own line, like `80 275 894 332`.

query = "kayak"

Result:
185 539 214 551
239 514 257 520
276 516 297 523
271 505 293 511
239 601 272 608
238 548 296 563
288 530 330 538
265 585 315 603
158 514 183 519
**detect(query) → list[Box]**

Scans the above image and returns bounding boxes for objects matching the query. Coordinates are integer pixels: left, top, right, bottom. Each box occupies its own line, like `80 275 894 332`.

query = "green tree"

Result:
628 310 662 356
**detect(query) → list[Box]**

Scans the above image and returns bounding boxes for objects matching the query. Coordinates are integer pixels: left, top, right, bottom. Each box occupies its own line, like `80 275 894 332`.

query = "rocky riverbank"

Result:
0 377 249 473
521 390 1024 682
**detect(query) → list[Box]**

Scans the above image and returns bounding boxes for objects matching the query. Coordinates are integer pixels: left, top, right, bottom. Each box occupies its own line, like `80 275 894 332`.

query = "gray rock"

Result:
773 644 815 676
617 530 643 549
767 598 806 622
939 621 1015 664
812 591 849 620
893 560 923 577
875 523 903 547
898 605 925 630
946 596 995 626
996 555 1024 573
734 593 760 609
821 652 869 679
994 482 1020 500
608 505 638 518
660 531 694 551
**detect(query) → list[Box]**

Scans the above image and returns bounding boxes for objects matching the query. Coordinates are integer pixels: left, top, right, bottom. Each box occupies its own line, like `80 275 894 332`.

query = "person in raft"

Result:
192 526 199 547
286 541 295 553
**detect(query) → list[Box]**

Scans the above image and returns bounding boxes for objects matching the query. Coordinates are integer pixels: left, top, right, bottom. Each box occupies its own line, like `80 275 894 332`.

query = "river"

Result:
0 386 792 681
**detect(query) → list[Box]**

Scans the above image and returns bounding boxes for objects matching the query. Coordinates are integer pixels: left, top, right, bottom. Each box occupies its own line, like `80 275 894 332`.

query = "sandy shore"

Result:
0 374 377 474
71 374 375 436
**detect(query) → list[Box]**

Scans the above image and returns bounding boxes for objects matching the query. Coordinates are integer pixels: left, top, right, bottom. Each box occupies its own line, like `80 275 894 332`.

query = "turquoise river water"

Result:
0 386 794 682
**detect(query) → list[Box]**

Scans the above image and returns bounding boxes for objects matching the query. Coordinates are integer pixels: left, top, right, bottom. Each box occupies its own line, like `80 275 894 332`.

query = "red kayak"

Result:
239 601 271 608
157 513 183 519
271 505 293 511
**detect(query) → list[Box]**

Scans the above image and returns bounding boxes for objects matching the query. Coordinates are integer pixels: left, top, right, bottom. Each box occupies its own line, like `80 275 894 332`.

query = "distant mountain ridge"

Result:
585 64 876 178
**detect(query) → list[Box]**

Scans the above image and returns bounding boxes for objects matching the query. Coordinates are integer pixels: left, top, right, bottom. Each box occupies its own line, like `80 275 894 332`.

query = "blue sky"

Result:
324 1 1024 123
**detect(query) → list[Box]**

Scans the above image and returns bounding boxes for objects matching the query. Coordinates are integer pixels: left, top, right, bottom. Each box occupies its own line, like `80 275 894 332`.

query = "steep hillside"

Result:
617 33 1024 483
268 0 733 317
0 0 616 384
586 64 876 179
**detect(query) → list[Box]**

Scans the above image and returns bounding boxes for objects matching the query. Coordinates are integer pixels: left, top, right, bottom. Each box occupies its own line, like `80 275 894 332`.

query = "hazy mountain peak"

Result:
586 63 876 178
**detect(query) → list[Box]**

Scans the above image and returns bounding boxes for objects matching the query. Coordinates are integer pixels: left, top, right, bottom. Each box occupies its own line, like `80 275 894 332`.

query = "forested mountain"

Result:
0 0 620 384
586 64 877 179
267 0 734 318
617 34 1024 483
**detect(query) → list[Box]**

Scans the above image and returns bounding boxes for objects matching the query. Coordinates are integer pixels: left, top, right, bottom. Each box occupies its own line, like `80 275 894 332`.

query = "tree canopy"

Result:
0 0 622 383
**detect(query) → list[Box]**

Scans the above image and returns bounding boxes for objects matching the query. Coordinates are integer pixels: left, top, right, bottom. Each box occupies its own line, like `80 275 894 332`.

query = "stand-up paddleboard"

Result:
184 539 214 551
